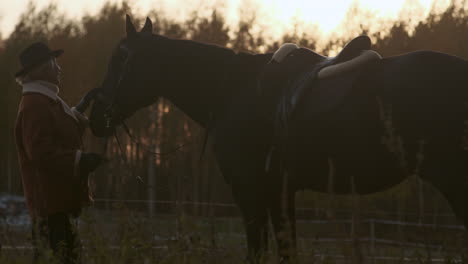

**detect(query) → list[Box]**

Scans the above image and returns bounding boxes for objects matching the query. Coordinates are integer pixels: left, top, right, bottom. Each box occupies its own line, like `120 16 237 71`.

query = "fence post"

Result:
147 154 156 219
418 176 424 225
326 157 335 219
350 175 362 264
370 219 375 264
7 145 12 193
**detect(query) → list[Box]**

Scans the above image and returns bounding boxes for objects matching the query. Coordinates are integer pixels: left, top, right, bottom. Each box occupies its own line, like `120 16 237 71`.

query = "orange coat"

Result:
15 81 90 219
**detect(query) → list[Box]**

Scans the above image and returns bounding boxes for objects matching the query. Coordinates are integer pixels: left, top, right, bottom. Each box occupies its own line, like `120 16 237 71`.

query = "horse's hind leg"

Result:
420 138 468 229
420 142 468 258
270 193 297 263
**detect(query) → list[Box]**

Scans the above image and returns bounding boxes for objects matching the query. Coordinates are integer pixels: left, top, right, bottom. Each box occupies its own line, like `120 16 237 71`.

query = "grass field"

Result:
1 204 467 264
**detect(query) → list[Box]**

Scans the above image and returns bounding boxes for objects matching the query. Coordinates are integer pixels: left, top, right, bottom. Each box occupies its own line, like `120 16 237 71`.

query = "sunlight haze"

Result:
0 0 452 39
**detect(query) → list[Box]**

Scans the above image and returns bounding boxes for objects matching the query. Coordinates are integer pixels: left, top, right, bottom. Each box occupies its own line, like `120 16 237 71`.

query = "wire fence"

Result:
2 197 466 263
89 198 466 252
92 198 461 223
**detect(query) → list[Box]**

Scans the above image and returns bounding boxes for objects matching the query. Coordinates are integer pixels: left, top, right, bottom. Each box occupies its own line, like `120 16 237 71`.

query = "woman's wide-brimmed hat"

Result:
15 42 63 77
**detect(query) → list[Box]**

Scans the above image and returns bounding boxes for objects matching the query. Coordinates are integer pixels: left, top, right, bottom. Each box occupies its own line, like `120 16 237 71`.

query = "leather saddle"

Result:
271 35 372 65
259 35 381 121
259 36 381 170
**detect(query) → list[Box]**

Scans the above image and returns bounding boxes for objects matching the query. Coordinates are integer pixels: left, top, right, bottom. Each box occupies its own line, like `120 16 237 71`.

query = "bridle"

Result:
101 44 133 129
72 37 219 187
95 43 203 158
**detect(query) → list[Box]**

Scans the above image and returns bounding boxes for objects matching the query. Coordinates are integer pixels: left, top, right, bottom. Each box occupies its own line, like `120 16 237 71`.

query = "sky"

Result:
0 0 452 39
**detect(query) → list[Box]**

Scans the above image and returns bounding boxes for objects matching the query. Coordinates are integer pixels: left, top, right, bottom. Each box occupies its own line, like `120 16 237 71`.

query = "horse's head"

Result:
83 15 168 137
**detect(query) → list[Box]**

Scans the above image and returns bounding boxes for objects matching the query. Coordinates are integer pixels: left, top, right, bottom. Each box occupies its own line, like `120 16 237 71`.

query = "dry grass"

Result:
1 205 467 264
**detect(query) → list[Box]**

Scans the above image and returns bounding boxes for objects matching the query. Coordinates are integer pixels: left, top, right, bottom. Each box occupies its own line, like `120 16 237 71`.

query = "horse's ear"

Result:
141 17 153 34
126 14 137 38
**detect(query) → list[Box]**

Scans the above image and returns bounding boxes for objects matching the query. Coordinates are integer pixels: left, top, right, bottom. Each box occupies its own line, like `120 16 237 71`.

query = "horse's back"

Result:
286 50 468 194
379 51 468 138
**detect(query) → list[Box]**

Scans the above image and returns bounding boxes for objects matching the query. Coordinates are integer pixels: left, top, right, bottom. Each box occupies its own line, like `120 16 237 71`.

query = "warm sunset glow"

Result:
0 0 453 38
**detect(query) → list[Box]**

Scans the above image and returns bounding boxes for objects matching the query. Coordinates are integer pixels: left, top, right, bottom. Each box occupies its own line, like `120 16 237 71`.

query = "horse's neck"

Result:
160 40 271 128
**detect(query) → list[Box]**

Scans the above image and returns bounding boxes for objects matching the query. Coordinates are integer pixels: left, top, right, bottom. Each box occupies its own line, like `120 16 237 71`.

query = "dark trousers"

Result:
32 213 79 264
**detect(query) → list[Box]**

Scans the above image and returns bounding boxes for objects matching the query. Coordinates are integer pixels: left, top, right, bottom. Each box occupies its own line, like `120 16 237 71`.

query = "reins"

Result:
113 129 144 185
111 120 210 186
121 121 197 156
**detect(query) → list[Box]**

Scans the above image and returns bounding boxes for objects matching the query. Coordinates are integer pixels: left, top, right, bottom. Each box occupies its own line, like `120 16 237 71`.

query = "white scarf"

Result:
22 80 79 122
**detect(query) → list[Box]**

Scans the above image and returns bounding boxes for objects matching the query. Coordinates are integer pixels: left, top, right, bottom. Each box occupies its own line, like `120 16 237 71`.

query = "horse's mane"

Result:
149 34 237 63
145 33 272 94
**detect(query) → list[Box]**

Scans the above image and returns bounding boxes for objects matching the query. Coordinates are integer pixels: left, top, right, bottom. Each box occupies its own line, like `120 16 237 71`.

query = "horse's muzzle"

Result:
75 88 101 113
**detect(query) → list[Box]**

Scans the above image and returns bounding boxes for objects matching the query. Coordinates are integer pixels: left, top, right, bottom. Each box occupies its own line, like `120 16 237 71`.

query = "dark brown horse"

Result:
79 15 468 262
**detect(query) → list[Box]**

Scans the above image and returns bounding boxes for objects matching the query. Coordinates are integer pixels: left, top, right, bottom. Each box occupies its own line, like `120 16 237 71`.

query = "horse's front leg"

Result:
233 187 270 263
270 178 297 263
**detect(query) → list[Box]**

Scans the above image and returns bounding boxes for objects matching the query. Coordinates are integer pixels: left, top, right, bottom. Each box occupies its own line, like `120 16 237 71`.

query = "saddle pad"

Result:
318 50 382 79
